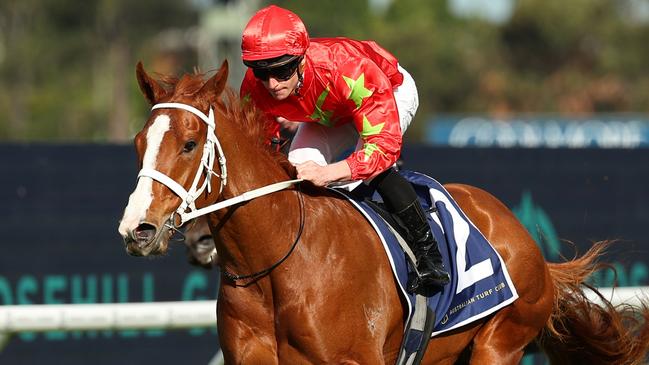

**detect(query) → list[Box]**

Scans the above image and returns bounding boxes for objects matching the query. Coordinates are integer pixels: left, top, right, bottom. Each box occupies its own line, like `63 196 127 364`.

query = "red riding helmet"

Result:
241 5 309 68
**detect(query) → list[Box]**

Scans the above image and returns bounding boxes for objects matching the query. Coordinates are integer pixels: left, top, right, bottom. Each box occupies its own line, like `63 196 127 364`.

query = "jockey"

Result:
239 5 450 291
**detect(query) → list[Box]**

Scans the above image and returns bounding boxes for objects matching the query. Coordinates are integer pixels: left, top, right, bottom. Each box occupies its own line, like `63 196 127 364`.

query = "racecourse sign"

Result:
0 144 222 364
426 115 649 148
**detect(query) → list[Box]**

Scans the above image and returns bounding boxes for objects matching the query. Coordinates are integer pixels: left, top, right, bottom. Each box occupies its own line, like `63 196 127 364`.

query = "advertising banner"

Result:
0 145 220 364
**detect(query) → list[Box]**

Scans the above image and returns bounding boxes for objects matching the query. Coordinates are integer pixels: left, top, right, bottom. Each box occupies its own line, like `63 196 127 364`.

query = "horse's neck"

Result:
216 120 290 195
211 128 299 280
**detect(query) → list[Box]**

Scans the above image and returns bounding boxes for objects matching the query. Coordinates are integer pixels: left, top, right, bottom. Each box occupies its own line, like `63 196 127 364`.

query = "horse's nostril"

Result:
135 223 157 243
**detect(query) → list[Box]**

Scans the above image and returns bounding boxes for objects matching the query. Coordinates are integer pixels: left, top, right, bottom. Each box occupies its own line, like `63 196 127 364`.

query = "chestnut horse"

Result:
118 60 649 364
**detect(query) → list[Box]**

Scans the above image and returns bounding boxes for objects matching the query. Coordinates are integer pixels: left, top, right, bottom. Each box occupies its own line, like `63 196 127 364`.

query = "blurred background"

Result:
1 0 648 364
3 0 649 143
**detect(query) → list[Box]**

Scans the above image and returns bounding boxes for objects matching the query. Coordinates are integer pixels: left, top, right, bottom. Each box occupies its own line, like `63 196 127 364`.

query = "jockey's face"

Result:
259 58 304 101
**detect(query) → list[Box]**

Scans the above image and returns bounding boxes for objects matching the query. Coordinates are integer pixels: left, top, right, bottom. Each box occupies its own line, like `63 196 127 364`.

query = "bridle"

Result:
139 102 302 226
138 102 227 227
136 101 303 284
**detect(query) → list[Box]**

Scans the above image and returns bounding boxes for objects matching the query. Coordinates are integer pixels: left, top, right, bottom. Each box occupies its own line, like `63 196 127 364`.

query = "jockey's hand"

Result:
295 160 352 187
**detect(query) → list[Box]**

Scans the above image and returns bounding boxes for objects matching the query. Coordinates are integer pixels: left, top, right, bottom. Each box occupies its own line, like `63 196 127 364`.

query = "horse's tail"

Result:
537 240 649 365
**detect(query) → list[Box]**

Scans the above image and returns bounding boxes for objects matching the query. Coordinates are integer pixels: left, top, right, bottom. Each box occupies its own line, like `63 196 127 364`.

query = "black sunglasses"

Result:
252 57 302 82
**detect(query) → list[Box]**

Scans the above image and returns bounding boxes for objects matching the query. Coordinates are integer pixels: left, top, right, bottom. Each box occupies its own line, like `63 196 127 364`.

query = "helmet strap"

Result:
294 72 304 97
294 59 305 96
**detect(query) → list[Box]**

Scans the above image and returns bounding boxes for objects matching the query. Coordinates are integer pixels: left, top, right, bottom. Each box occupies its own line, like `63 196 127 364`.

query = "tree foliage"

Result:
0 0 196 141
1 0 648 142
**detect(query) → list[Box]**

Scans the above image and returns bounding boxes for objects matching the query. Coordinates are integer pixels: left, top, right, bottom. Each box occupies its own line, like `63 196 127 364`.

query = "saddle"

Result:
331 170 519 365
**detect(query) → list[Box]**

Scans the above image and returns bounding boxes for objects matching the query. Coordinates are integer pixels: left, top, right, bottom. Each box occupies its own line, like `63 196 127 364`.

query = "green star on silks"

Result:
360 115 385 138
309 87 335 127
343 73 373 109
362 142 385 160
360 115 385 159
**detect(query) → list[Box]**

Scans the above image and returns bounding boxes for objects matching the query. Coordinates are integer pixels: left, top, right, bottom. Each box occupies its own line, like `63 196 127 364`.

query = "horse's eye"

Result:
183 140 197 153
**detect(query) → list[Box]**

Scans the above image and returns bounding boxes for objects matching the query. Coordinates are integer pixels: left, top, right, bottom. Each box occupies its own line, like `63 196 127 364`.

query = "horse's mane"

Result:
158 71 295 177
219 88 274 151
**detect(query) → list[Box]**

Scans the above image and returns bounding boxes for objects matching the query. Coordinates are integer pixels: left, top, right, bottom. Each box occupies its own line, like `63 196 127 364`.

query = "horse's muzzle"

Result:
123 222 168 256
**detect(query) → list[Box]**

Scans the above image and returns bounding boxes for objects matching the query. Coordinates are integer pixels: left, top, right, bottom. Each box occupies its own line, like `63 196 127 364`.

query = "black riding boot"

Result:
370 168 450 291
396 201 451 289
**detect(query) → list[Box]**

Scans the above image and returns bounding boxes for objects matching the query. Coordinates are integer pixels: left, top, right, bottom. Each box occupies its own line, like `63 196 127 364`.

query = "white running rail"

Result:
0 300 217 333
0 287 647 334
0 287 646 354
584 286 649 307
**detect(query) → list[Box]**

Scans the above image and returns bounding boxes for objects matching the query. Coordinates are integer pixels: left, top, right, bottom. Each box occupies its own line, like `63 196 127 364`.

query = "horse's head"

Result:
118 61 229 256
184 217 218 269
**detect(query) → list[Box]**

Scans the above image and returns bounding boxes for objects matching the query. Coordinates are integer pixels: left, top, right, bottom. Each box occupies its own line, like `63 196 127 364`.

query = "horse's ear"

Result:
136 61 166 105
198 60 229 102
213 60 229 96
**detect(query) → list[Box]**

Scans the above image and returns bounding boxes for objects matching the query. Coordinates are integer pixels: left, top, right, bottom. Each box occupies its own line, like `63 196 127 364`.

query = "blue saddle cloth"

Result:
333 170 518 339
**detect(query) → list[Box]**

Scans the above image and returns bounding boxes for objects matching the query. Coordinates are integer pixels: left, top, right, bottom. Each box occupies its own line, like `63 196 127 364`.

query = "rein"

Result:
137 101 306 283
222 184 305 285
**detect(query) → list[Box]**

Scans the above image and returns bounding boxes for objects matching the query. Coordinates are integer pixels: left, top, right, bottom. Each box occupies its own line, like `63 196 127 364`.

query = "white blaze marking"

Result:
118 115 171 237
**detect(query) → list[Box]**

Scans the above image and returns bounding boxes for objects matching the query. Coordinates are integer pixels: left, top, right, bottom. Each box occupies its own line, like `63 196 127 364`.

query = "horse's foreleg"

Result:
218 300 279 365
219 320 279 365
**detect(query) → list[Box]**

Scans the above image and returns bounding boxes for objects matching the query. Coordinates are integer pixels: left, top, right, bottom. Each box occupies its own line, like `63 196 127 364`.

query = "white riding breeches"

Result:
287 65 419 168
